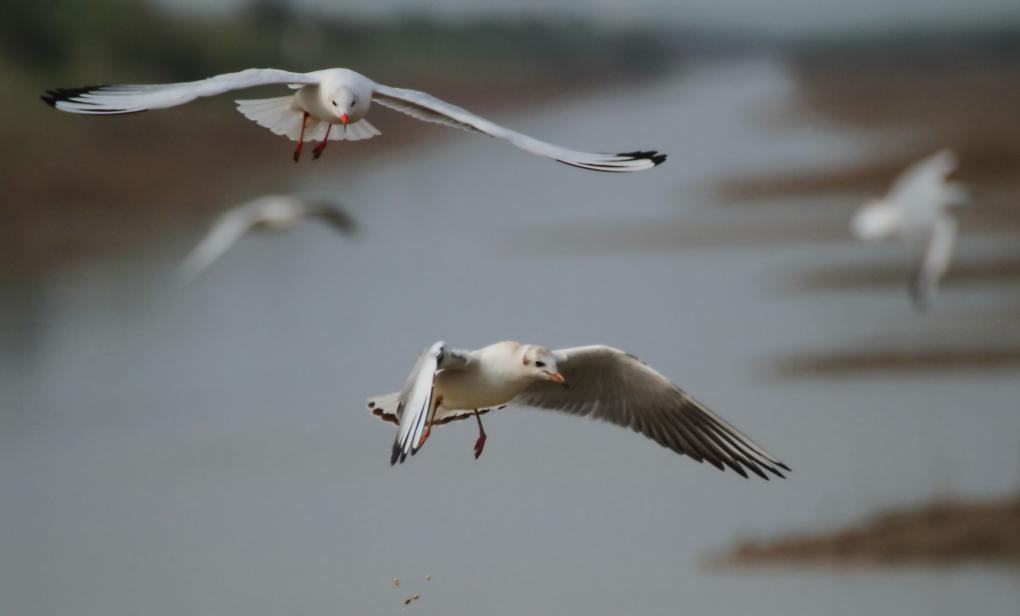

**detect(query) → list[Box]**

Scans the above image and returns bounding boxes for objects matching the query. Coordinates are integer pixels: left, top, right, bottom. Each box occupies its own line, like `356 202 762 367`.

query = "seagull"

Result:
178 194 355 282
851 149 969 310
42 68 666 171
368 341 788 479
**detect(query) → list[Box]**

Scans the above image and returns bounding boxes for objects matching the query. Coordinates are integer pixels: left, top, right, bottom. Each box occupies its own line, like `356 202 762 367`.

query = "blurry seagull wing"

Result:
43 68 318 115
308 203 357 236
888 148 958 204
178 204 264 283
514 345 788 479
371 84 666 172
909 216 957 311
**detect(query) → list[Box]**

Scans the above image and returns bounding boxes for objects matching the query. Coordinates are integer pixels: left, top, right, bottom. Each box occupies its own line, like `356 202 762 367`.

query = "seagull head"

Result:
851 199 901 241
522 345 567 387
327 87 364 126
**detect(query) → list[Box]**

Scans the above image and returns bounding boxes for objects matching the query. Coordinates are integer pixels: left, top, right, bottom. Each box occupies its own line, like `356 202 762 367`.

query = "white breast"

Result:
295 84 333 122
434 344 531 411
434 369 522 411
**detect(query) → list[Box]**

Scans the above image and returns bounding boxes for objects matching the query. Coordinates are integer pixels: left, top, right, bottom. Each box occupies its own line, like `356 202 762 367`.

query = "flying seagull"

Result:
42 68 666 171
850 149 969 310
178 194 355 283
368 341 788 479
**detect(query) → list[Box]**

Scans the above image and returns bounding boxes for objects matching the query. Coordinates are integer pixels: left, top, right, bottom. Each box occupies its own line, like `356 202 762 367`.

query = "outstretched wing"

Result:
307 202 358 236
391 341 445 465
177 204 266 283
42 68 318 115
888 148 958 206
909 216 957 311
372 84 666 173
514 346 788 479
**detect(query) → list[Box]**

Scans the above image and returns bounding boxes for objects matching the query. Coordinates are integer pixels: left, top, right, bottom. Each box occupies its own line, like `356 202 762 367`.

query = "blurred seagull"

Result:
368 341 788 480
42 68 666 171
851 149 969 310
178 194 354 283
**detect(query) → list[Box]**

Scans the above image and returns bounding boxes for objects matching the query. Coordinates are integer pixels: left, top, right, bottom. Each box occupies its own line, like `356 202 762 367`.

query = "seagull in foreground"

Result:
368 341 789 479
178 194 354 282
850 149 969 310
42 68 666 171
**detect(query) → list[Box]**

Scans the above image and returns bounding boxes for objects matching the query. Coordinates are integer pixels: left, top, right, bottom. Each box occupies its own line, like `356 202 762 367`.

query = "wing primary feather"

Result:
652 411 705 463
664 411 722 469
42 85 106 107
617 150 668 165
689 412 786 478
685 418 759 479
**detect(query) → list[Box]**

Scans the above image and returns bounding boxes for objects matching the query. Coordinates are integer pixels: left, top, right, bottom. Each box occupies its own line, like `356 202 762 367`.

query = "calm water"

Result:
3 59 1019 616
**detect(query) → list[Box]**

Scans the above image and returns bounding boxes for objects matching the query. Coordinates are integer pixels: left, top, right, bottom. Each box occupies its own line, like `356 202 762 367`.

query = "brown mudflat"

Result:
715 494 1020 568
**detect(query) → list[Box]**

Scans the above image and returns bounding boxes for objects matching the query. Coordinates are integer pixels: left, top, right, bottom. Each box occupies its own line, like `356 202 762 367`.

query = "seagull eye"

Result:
535 361 546 368
331 101 337 107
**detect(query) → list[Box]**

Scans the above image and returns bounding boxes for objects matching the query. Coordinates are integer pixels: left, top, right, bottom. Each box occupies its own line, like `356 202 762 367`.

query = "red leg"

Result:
473 409 487 459
293 112 309 162
312 124 332 160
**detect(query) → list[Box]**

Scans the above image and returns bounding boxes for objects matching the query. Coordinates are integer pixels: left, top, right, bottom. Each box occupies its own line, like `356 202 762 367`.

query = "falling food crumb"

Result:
403 593 421 606
392 578 400 587
425 575 431 582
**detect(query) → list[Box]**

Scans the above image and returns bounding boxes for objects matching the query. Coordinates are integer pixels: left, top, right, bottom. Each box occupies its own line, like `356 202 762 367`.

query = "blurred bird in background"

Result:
178 194 355 283
850 149 969 310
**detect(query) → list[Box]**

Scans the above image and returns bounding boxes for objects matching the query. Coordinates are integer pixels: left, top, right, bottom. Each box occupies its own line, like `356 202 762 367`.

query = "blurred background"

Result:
2 1 1019 615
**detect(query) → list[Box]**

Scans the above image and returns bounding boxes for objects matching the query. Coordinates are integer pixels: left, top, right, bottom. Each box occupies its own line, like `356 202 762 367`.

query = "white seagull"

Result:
178 194 355 282
369 341 788 479
850 149 969 310
42 67 666 171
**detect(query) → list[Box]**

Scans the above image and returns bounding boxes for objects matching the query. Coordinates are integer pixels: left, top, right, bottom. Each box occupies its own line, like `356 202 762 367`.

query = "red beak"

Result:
544 371 567 386
340 113 349 125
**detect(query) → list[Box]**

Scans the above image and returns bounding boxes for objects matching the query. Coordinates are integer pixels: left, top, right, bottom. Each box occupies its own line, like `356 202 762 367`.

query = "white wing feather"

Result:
889 149 958 202
44 68 318 115
372 84 666 172
177 205 264 283
909 216 957 311
391 341 444 464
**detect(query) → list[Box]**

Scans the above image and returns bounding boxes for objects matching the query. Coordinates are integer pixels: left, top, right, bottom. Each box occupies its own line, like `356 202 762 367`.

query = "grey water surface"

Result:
3 59 1019 616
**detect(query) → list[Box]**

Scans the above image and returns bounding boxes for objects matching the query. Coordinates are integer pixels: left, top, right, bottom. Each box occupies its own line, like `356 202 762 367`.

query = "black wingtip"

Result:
777 461 792 472
618 150 668 166
390 441 402 466
40 85 145 115
41 84 106 106
742 465 767 479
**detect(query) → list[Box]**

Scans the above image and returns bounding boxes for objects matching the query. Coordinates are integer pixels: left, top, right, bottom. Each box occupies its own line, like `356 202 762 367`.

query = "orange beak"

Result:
340 113 349 125
544 370 567 386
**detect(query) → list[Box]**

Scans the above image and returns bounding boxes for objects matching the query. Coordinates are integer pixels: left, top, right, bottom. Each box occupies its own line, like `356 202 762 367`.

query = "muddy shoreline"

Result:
714 494 1020 568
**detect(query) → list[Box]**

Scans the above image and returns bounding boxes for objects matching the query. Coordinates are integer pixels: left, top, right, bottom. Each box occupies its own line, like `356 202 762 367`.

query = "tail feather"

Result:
236 96 381 142
236 96 305 140
367 391 504 428
338 119 381 141
368 392 402 425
